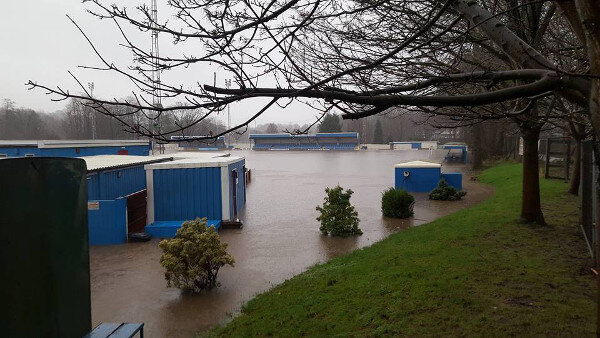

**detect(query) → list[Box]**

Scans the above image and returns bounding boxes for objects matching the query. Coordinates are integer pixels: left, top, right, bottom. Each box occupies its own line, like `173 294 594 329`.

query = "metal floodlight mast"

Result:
225 78 232 146
88 82 96 140
150 0 162 152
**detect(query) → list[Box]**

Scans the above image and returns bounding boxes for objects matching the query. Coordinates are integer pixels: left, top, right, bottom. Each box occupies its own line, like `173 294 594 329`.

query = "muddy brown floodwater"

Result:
90 150 493 337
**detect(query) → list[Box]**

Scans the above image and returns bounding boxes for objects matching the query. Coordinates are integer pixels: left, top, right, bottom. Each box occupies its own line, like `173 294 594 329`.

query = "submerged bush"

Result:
316 185 362 236
381 187 415 218
159 218 234 292
429 180 467 201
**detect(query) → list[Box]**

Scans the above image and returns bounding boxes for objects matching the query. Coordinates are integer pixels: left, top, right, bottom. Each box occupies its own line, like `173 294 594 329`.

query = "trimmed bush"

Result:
159 218 234 292
381 187 415 218
316 185 362 236
429 179 467 201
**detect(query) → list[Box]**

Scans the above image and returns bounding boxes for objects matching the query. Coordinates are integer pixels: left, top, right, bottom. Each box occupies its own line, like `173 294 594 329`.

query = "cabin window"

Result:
24 153 35 157
0 154 7 158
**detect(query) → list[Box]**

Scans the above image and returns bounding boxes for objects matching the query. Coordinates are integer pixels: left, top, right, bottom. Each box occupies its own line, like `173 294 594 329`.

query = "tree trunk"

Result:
470 123 484 170
520 127 546 225
568 138 582 195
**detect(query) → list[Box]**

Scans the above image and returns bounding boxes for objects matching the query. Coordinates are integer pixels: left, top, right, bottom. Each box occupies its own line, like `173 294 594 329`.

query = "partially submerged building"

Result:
389 141 438 150
144 156 246 238
394 160 462 192
0 140 151 158
83 155 174 245
78 152 247 245
250 132 360 150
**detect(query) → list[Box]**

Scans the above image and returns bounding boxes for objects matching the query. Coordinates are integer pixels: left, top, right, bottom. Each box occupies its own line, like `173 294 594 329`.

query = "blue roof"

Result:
249 133 292 139
249 132 359 139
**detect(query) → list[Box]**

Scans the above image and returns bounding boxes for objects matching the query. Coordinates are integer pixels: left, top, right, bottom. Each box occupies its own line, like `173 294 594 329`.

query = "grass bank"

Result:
209 163 595 336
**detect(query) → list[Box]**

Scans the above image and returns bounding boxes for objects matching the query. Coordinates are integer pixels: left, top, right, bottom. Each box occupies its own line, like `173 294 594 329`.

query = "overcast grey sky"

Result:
0 1 319 126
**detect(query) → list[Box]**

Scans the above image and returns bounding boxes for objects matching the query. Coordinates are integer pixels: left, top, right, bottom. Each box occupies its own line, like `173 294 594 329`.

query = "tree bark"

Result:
560 1 600 334
470 123 484 170
520 126 546 225
568 137 582 195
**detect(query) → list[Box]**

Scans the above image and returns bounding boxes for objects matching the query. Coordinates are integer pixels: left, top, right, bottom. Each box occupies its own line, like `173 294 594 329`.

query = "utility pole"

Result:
225 78 232 147
88 82 96 140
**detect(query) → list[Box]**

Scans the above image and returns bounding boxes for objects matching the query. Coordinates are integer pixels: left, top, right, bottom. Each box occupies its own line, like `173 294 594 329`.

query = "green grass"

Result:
208 163 596 336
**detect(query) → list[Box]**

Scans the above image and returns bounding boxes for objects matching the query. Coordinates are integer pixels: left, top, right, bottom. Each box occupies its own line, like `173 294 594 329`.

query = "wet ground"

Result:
90 150 493 337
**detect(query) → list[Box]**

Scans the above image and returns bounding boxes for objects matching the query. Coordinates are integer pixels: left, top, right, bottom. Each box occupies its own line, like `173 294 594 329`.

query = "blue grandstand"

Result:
249 132 360 151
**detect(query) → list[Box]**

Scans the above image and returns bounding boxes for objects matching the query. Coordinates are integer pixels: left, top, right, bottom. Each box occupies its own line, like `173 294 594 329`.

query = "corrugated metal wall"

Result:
395 167 442 192
41 145 150 157
228 160 246 218
88 198 127 245
0 145 150 158
153 167 222 221
0 147 40 157
87 165 146 200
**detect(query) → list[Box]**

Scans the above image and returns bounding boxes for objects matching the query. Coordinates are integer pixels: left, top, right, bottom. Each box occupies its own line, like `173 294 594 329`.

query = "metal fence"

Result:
541 137 574 181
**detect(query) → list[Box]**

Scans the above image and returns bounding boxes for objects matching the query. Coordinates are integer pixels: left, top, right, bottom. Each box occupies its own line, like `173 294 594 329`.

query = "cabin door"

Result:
231 170 238 219
126 189 147 233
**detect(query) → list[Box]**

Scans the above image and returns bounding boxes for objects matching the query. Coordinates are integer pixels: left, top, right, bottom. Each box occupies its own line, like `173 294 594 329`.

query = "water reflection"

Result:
319 234 360 260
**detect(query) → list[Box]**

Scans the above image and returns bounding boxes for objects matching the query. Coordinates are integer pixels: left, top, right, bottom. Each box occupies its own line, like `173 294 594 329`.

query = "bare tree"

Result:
27 0 599 225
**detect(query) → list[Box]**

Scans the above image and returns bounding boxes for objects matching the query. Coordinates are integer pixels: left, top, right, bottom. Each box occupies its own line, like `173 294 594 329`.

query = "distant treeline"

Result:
0 98 226 140
2 98 496 149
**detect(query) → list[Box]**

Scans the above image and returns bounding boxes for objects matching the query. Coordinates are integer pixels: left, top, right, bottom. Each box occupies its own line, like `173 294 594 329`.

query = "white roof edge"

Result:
394 160 441 168
79 154 174 171
145 156 244 170
38 140 150 148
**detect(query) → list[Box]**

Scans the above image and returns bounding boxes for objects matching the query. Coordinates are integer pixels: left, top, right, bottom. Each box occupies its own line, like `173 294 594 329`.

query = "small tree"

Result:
429 180 467 201
159 218 234 292
318 113 342 133
381 188 415 218
316 185 362 236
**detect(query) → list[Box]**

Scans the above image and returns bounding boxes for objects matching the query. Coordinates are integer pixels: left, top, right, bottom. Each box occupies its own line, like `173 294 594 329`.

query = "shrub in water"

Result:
316 185 362 236
429 179 467 201
381 187 415 218
159 218 234 292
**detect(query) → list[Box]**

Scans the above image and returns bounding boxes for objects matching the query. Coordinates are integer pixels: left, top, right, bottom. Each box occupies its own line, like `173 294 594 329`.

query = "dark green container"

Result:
0 157 91 337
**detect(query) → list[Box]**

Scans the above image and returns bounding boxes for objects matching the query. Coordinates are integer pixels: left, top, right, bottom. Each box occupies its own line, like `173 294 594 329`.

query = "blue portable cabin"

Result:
144 156 246 238
0 140 151 158
249 132 360 150
82 155 174 245
394 160 463 193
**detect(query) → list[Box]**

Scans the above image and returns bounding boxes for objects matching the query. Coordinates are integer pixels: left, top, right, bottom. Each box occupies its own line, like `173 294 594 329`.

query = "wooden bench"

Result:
84 323 144 338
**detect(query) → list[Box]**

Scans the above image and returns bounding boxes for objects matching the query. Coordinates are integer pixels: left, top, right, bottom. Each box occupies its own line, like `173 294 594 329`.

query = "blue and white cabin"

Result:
0 140 151 158
144 156 246 238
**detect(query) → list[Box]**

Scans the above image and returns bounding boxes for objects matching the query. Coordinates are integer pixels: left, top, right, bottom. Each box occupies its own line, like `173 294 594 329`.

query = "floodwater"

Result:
90 150 493 337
